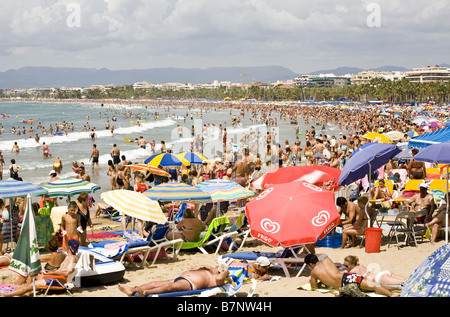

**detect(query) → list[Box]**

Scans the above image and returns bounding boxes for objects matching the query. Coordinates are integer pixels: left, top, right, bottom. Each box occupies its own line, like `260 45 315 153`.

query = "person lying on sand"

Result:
118 264 229 297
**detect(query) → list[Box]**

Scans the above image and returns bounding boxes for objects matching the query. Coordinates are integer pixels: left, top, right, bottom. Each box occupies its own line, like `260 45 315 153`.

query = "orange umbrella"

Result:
125 164 170 177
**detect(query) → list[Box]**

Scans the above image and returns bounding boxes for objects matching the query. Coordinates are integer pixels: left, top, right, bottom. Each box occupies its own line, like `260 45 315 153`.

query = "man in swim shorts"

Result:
117 264 229 297
110 144 121 167
304 254 398 297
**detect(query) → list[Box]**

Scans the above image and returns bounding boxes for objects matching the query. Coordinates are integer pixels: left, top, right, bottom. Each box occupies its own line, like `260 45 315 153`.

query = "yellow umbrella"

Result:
363 132 392 144
101 190 166 224
125 164 170 177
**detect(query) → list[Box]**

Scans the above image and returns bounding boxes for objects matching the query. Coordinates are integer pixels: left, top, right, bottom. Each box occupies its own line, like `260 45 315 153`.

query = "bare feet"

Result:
118 283 137 296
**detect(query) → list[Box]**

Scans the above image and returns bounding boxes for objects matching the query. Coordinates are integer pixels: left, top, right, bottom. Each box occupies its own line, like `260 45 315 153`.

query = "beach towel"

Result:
297 283 385 297
0 284 20 294
35 214 54 248
86 232 121 239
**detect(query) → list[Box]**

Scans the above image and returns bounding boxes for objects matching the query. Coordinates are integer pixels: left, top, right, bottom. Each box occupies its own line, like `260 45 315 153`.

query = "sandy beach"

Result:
0 210 445 298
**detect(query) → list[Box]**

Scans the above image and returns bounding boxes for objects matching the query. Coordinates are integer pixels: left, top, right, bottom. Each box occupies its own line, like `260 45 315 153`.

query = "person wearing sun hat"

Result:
249 256 272 281
405 181 436 222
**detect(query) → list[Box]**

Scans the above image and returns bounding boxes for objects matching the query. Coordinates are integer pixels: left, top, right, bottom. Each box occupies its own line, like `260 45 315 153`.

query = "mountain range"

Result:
0 64 448 89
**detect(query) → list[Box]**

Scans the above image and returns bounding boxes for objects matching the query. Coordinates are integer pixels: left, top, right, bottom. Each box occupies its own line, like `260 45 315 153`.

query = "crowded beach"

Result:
0 98 450 298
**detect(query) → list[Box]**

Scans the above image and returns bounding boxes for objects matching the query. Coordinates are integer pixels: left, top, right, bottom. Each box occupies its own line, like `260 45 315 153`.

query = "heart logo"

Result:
256 187 273 200
303 182 323 192
260 218 280 234
312 210 330 227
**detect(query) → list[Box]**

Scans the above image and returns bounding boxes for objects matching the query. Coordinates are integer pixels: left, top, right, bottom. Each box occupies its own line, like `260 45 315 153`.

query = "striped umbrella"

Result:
101 190 166 223
143 182 211 203
125 164 170 177
196 179 255 202
176 152 209 165
0 179 48 198
42 178 101 199
144 153 188 167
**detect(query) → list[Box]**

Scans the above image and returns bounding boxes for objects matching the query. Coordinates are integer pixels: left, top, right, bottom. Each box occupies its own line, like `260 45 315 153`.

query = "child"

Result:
60 201 81 252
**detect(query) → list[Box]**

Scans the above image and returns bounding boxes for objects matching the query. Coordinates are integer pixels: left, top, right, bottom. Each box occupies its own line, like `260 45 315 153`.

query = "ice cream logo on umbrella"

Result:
256 187 274 200
312 210 330 227
260 218 280 234
302 182 323 192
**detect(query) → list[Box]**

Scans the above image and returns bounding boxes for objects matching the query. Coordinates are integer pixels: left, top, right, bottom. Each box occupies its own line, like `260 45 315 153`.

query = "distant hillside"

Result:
0 66 298 89
309 65 412 76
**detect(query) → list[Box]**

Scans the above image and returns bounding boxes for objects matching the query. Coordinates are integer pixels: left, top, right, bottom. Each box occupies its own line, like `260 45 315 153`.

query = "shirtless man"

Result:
405 182 436 222
110 144 121 167
137 136 148 149
89 144 100 170
118 264 229 297
2 239 79 297
304 254 398 297
232 156 249 187
336 197 359 230
313 139 325 165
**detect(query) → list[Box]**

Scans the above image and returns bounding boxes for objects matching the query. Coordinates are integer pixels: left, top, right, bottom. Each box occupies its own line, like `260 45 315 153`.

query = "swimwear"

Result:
315 152 323 159
375 271 391 285
112 155 120 165
91 157 99 163
44 263 60 271
341 273 364 287
174 276 195 290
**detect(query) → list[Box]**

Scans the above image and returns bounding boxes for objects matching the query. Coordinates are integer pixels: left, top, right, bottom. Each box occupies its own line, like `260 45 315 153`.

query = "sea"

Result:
0 100 342 202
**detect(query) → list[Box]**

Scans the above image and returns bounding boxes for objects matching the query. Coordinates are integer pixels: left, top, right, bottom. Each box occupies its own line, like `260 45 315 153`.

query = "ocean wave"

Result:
0 118 176 150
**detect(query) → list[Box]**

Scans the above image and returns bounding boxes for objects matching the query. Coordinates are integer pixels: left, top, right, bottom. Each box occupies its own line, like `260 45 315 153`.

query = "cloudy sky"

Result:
1 0 449 74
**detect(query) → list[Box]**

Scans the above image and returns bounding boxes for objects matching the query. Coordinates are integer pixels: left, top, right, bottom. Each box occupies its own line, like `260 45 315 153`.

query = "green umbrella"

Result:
9 194 41 296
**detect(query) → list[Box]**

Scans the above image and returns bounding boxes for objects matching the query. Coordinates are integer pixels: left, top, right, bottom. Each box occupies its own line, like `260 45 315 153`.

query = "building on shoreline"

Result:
405 65 450 83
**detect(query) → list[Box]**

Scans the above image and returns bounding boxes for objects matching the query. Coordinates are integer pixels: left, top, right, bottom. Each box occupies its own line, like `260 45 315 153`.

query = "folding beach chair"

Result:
40 269 77 296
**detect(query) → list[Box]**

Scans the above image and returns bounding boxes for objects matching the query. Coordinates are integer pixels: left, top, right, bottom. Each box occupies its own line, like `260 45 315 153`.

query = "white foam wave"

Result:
0 119 176 150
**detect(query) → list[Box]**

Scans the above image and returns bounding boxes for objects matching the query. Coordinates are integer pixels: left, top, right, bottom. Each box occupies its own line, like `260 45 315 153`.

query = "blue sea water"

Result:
0 100 341 201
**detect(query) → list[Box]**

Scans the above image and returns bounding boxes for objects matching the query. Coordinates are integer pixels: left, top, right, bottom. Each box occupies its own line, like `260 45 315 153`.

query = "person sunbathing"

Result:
1 239 79 297
343 255 406 291
304 254 399 297
118 264 229 297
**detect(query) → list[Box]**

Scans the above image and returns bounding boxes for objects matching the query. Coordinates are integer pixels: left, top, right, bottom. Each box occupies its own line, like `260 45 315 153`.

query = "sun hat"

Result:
256 256 271 267
49 170 57 175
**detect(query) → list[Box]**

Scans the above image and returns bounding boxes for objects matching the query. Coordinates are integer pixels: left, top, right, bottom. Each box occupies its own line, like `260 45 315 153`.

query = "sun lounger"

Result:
221 245 328 278
89 223 183 268
175 216 238 255
135 261 256 297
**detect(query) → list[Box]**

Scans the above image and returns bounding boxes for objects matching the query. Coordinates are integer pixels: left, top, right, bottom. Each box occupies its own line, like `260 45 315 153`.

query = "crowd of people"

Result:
1 99 449 297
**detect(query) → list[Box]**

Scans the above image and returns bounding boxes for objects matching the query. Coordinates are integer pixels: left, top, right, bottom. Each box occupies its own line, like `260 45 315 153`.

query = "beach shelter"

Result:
176 152 209 165
144 182 211 203
0 179 48 250
245 181 340 247
250 166 341 191
408 127 450 149
402 243 450 297
101 190 166 224
42 178 101 201
144 153 187 167
125 164 170 177
362 132 392 144
9 194 41 296
414 141 450 243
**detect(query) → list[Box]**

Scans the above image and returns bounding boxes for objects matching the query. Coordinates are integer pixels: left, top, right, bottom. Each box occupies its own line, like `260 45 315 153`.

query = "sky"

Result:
0 0 449 74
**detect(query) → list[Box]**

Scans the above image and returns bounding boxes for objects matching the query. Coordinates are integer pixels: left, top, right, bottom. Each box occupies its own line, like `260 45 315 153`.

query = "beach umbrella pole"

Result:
446 166 449 244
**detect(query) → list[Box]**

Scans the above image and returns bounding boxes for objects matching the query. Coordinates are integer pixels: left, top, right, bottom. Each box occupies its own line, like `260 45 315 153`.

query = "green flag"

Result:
9 194 41 277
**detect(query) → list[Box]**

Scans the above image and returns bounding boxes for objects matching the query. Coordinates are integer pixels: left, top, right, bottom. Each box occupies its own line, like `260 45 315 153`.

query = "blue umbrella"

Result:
402 244 450 297
338 143 401 186
351 142 377 157
414 141 450 243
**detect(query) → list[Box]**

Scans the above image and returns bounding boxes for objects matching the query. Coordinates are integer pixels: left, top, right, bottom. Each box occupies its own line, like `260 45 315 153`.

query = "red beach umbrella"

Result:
245 181 340 247
250 165 341 191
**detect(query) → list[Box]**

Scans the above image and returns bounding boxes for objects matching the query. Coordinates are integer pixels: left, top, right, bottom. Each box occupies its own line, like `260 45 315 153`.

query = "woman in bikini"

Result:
340 196 374 249
166 209 205 242
407 148 426 179
343 255 406 291
40 235 67 271
106 159 117 190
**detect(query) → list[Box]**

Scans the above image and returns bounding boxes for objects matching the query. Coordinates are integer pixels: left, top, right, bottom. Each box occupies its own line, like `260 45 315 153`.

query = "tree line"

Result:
5 77 450 104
